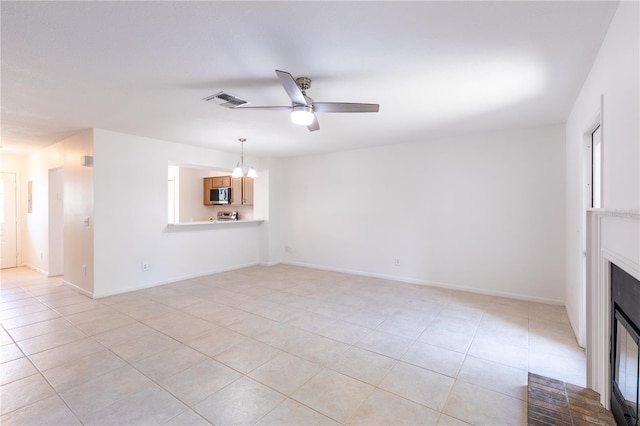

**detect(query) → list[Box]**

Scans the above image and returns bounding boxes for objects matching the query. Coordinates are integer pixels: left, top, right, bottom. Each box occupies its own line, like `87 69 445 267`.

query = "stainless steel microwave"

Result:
209 187 231 205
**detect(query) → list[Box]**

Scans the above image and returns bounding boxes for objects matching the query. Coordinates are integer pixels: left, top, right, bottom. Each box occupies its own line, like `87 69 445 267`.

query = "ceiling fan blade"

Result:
312 102 380 113
307 115 320 132
275 70 308 106
234 106 292 110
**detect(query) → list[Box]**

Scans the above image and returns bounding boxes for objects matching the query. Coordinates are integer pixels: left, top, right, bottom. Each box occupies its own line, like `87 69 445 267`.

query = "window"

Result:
591 125 602 208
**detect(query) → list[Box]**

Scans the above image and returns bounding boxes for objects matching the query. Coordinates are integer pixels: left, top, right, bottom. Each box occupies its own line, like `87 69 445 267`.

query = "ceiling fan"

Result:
204 70 379 132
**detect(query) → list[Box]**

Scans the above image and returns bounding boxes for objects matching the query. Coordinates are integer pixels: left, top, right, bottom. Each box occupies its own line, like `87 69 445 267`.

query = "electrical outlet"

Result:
285 246 293 254
394 258 401 266
82 265 86 276
141 262 149 272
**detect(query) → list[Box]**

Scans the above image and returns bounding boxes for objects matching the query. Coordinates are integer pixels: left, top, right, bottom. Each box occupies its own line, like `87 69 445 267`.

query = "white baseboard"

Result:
24 264 49 276
61 259 564 306
282 260 565 306
259 260 281 267
62 280 94 298
566 305 584 348
91 261 261 299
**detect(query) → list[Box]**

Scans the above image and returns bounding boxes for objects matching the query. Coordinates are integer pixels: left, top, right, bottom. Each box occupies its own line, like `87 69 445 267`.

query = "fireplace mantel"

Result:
586 209 639 408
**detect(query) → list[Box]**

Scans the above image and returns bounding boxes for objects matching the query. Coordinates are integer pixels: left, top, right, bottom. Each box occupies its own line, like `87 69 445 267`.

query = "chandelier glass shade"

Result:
232 138 256 178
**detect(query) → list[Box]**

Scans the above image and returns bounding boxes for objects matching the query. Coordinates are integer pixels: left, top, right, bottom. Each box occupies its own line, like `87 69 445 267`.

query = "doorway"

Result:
0 172 18 269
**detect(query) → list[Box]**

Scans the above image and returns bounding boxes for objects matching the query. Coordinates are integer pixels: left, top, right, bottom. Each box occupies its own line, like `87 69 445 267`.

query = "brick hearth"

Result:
527 373 616 425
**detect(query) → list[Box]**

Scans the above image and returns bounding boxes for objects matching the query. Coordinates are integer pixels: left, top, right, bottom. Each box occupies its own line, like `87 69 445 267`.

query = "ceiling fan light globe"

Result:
291 106 315 126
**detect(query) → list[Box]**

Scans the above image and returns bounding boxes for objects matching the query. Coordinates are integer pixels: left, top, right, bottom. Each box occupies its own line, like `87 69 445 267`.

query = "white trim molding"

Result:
586 209 639 408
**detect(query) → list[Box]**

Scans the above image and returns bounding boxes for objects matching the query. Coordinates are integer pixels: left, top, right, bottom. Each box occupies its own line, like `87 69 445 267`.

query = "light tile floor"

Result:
0 265 587 425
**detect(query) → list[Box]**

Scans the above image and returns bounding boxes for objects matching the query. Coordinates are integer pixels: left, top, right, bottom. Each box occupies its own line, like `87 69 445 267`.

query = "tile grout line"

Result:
3 268 585 425
0 310 84 424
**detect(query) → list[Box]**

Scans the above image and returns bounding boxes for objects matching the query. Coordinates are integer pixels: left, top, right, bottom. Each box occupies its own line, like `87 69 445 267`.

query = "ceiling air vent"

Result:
203 91 248 108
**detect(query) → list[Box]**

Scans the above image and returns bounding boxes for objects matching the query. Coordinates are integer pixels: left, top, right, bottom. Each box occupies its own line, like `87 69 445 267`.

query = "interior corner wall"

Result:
21 130 94 291
62 131 95 295
92 129 264 298
257 157 284 266
280 124 566 303
24 143 62 274
565 1 639 346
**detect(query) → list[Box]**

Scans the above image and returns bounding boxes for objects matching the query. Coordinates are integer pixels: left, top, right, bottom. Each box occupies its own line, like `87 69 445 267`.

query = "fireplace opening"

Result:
611 263 640 426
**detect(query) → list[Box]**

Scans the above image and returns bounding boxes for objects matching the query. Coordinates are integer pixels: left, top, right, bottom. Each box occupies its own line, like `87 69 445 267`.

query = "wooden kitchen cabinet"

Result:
231 177 242 205
243 177 253 205
211 176 231 188
203 178 214 205
231 177 253 205
203 176 233 205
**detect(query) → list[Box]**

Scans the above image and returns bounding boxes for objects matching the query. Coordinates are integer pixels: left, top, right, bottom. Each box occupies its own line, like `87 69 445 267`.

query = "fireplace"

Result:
611 263 640 426
586 209 639 411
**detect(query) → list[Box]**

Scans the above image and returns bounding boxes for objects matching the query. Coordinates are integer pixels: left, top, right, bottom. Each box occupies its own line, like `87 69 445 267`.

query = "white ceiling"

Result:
1 1 618 158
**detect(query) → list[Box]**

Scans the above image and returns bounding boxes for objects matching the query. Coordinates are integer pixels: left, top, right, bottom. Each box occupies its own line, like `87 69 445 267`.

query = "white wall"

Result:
62 132 94 294
178 167 221 222
92 129 266 297
13 4 633 309
565 2 639 345
281 125 566 303
48 167 64 276
257 157 284 266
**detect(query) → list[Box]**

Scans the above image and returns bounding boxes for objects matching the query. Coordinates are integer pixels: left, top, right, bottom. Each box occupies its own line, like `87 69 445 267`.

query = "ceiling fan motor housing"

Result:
295 77 312 93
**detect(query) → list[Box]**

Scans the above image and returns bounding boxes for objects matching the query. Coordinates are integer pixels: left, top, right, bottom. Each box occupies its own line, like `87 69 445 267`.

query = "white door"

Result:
48 168 64 276
1 172 18 269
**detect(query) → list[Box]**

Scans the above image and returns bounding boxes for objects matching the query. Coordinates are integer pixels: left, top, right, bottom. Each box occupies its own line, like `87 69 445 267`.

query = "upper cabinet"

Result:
211 176 231 188
203 176 233 205
232 177 253 205
203 178 214 205
243 177 254 205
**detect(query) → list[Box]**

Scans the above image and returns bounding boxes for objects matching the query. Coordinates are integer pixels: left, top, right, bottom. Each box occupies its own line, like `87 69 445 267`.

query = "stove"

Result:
217 211 238 221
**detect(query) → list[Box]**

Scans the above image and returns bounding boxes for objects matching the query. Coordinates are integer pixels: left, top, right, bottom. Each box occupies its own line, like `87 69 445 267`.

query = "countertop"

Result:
165 219 264 230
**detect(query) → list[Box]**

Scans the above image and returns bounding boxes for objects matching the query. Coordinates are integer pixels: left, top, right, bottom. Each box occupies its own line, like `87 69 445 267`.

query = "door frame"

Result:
579 99 603 348
0 171 19 269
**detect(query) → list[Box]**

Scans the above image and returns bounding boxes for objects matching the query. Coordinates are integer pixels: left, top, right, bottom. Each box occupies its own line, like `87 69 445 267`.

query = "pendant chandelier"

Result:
232 138 257 178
